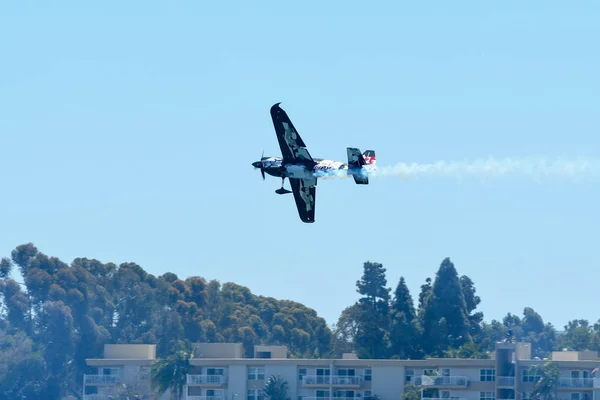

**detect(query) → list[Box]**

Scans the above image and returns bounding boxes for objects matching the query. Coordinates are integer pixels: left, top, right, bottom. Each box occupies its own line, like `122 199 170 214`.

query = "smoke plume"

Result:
370 156 600 183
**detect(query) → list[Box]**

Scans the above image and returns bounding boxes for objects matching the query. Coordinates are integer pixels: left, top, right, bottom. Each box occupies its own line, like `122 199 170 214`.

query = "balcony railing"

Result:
187 374 227 385
421 375 469 386
83 374 120 385
302 375 364 386
497 376 515 386
332 376 364 385
303 375 331 385
557 378 594 388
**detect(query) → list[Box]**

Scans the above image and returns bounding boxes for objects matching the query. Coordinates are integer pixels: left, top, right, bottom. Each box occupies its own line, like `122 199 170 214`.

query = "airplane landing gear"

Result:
275 177 292 195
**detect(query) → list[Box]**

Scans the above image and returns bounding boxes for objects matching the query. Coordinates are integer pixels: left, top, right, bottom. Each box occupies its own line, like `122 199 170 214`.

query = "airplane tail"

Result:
362 150 376 166
346 147 376 185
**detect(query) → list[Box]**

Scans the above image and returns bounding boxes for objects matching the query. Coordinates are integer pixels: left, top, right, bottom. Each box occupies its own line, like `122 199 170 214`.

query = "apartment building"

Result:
84 341 600 400
83 344 170 400
184 341 600 400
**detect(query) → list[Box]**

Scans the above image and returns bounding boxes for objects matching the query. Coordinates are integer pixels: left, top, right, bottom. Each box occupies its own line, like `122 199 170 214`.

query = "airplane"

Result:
252 103 376 223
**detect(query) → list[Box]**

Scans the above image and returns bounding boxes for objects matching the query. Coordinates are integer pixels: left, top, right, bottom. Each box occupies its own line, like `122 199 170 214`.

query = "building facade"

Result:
85 341 600 400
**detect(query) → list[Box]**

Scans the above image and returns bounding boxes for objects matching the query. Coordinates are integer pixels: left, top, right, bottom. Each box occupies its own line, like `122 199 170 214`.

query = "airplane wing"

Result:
288 177 316 223
270 103 314 164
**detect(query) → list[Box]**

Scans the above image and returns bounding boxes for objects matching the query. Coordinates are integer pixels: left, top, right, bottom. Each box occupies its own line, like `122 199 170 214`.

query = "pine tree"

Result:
354 261 391 359
389 277 421 359
459 275 484 338
421 258 471 356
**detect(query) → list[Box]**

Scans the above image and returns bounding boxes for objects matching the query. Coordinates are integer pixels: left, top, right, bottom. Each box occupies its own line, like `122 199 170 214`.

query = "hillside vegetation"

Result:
1 243 599 399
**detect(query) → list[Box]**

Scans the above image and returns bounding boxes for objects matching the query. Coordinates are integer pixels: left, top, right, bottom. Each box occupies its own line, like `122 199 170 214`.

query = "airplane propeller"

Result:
252 151 266 180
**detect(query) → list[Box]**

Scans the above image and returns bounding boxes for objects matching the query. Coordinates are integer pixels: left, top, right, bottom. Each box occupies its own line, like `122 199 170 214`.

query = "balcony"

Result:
332 376 364 386
187 374 227 385
557 378 594 388
497 376 516 387
421 375 469 387
83 374 120 385
302 375 364 386
303 375 331 385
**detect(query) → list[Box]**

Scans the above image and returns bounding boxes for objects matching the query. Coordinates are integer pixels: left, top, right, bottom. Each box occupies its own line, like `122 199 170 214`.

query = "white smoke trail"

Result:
370 156 600 183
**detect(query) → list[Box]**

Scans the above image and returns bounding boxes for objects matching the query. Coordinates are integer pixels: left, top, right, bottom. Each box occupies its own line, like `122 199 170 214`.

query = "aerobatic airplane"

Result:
252 103 376 223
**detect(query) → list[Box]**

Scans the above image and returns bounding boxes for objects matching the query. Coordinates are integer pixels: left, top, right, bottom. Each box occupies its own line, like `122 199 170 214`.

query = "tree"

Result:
389 277 420 359
421 258 471 356
331 304 361 357
354 262 391 358
264 375 290 400
560 319 593 351
416 277 432 329
530 361 560 400
150 343 192 399
0 258 12 279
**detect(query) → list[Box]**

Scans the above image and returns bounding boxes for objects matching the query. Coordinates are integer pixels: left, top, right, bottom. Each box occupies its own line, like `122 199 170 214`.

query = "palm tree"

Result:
529 361 560 400
150 344 193 400
264 375 290 400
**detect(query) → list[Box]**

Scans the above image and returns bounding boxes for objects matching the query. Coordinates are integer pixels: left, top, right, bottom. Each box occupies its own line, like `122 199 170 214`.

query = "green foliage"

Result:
0 243 332 400
151 343 192 400
264 374 290 400
390 277 421 359
421 258 472 356
354 262 392 359
3 242 599 400
530 361 560 400
335 257 574 361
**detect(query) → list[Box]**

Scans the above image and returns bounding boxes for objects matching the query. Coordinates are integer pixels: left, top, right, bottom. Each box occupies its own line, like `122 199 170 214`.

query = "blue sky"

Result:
1 1 599 333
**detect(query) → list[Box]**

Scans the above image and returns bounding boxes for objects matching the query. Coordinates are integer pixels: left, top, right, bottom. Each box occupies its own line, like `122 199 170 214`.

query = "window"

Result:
248 367 265 380
316 368 331 384
405 369 414 383
248 389 264 400
334 391 354 398
364 368 372 381
441 391 451 398
316 391 329 398
480 392 494 400
206 368 225 376
522 369 540 383
102 368 120 375
299 368 307 381
364 391 372 400
441 368 451 377
337 369 356 376
206 389 224 399
480 369 496 382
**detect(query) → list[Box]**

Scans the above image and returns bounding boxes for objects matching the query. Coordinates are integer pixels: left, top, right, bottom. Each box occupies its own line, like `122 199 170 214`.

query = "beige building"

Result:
85 341 600 400
83 344 170 400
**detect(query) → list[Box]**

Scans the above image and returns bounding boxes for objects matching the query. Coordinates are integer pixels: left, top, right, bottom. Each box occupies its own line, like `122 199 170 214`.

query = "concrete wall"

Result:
228 364 248 400
371 365 404 400
194 343 243 359
254 345 288 359
104 344 156 359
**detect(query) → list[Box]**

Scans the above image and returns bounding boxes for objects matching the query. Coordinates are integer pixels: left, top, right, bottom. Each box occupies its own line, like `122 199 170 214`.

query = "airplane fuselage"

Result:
253 157 371 180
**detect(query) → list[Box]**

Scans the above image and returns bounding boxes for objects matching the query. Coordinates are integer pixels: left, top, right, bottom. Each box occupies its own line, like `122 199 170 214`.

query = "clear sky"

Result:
1 1 599 333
